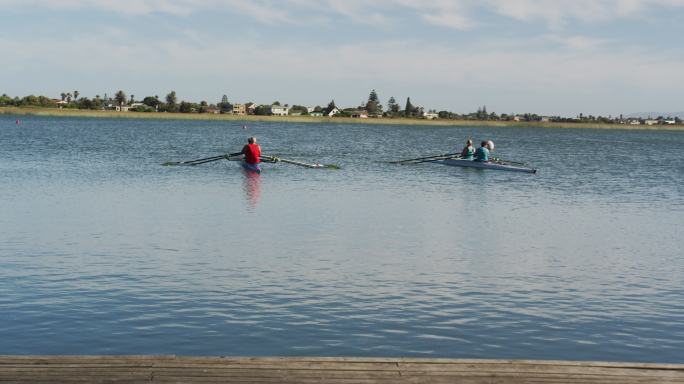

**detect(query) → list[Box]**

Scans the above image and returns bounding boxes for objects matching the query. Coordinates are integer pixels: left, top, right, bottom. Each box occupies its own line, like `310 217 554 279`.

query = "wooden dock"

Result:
1 356 683 383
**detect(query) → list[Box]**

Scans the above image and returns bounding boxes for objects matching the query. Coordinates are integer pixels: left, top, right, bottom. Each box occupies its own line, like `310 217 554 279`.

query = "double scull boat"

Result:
436 158 537 174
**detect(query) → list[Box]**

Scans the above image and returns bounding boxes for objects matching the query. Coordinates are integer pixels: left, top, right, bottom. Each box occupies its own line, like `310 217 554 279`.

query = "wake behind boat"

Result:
436 157 537 174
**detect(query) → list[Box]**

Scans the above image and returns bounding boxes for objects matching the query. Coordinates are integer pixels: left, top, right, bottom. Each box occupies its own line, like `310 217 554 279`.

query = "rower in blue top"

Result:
460 139 475 160
474 141 490 162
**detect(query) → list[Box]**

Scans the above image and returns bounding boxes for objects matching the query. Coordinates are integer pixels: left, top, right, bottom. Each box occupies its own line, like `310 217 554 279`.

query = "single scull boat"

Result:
241 161 262 173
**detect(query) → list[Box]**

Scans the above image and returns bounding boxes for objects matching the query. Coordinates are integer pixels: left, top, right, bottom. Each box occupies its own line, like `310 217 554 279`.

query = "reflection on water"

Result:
242 169 261 210
0 115 683 362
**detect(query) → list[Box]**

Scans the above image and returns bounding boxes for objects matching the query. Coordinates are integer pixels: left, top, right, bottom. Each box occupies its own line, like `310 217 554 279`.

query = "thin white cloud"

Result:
2 33 681 96
486 0 684 28
2 0 683 29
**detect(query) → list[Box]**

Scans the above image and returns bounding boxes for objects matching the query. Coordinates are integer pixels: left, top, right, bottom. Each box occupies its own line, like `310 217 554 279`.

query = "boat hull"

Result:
241 161 262 174
437 158 537 173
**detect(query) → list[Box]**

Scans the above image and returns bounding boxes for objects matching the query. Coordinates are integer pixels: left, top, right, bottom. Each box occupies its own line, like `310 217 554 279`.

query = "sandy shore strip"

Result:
3 106 683 131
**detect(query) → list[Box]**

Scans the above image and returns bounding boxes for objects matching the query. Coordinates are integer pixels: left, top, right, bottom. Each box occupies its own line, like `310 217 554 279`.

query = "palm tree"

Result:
115 90 126 107
74 90 79 100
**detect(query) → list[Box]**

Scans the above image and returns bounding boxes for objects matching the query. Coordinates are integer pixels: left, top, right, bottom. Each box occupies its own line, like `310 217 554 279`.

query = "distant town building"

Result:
245 102 257 115
310 111 323 117
351 111 369 118
644 119 659 125
423 112 438 120
325 107 340 117
270 105 289 116
232 104 246 115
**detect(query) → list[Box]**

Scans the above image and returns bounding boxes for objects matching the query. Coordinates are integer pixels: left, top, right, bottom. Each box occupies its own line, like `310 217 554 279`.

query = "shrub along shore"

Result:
2 106 682 131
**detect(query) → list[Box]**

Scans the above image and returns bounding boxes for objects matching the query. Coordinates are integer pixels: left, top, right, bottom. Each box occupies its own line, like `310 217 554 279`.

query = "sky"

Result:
1 0 683 116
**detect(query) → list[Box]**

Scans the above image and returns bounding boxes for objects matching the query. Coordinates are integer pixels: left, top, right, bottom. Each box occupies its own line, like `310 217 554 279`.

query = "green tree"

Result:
166 91 177 112
254 105 270 115
115 90 126 107
218 94 232 113
404 97 415 117
130 94 135 104
21 95 39 106
0 94 13 106
142 96 159 108
179 101 192 113
60 93 66 101
365 89 382 114
74 90 79 100
387 96 398 113
289 105 309 115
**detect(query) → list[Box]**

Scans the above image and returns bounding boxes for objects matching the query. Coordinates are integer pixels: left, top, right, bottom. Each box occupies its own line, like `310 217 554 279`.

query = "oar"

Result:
389 152 462 164
413 154 462 164
261 155 340 169
163 152 241 166
491 157 527 166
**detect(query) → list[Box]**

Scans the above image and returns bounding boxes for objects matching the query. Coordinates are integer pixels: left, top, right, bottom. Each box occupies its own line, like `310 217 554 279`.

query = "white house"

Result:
423 112 438 120
270 105 289 116
644 119 659 126
664 119 676 125
325 107 340 117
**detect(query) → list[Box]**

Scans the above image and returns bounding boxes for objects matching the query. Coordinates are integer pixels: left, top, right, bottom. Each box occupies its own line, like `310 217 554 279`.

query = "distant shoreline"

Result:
3 106 683 131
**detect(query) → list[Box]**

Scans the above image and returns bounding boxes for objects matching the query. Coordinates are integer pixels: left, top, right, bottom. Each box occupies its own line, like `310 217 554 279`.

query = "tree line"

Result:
2 89 680 124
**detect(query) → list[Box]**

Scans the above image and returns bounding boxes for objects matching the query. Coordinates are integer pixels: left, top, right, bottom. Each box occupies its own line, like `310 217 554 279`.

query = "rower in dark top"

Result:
474 141 490 162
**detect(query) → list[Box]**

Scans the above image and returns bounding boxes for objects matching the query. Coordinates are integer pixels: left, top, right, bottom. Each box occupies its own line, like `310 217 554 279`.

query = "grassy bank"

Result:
3 106 683 131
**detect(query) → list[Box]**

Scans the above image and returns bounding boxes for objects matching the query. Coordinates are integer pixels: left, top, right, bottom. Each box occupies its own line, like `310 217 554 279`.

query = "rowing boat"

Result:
241 161 262 173
436 158 537 174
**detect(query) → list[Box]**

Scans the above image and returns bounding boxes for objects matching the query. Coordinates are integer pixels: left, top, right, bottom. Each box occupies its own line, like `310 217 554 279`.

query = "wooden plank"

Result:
0 356 682 384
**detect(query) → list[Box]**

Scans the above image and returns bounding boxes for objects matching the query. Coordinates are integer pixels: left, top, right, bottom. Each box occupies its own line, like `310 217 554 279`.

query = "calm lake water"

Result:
1 115 683 362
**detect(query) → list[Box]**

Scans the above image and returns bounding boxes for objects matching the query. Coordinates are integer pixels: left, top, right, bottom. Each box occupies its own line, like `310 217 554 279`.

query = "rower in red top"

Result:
241 136 262 173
